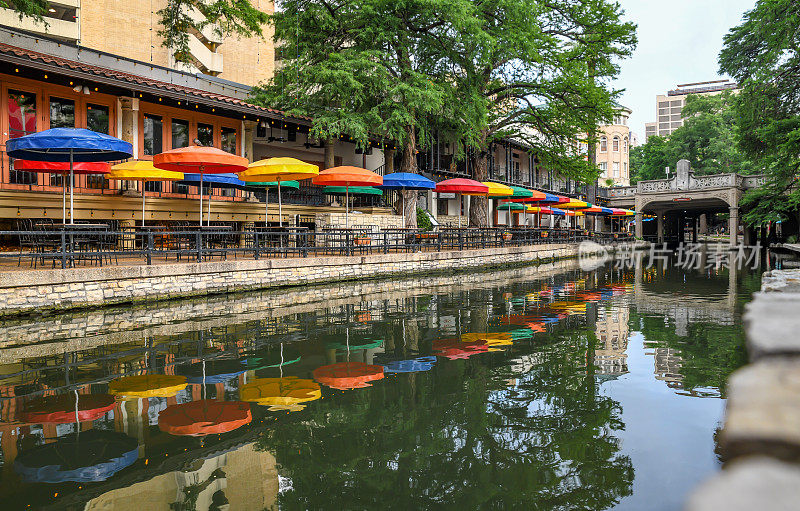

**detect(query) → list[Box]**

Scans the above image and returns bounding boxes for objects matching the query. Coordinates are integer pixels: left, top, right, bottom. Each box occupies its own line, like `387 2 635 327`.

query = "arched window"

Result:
600 136 607 152
612 136 620 152
623 137 628 153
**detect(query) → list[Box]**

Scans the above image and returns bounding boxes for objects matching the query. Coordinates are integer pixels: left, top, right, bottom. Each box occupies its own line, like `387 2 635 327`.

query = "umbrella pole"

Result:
458 193 462 228
401 188 405 226
141 179 146 227
69 149 74 224
62 172 66 224
486 194 490 227
278 179 283 227
207 185 212 226
346 185 349 229
199 173 204 225
265 186 269 226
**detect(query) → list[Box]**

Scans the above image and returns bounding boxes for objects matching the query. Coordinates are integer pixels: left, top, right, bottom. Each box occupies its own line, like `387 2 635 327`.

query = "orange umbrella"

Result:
313 362 384 390
432 338 494 360
312 166 383 228
158 400 251 436
153 146 248 225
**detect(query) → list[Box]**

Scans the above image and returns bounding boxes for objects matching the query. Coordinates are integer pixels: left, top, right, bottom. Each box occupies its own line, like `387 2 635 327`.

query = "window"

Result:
658 101 669 108
624 162 628 177
197 123 213 147
613 162 620 177
8 90 38 185
143 114 163 156
437 198 448 216
599 136 607 152
671 100 682 107
623 138 628 153
599 162 608 172
221 127 237 154
49 97 75 128
174 182 189 194
144 181 162 192
612 136 620 152
87 104 109 133
172 118 190 149
87 175 108 189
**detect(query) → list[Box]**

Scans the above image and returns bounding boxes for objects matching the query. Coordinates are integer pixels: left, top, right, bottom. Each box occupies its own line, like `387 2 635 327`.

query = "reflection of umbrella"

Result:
159 400 251 436
178 359 246 384
108 375 188 398
313 362 384 390
14 430 138 483
326 338 384 351
242 344 301 369
435 178 489 228
108 161 184 227
22 393 116 424
244 180 299 225
379 172 436 225
239 158 319 227
153 146 248 225
312 167 383 228
382 356 437 373
240 377 321 411
6 128 132 223
432 339 493 360
461 332 513 347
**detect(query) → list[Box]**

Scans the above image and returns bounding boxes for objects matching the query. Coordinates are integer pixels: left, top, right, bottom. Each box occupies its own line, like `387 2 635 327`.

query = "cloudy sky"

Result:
612 0 756 141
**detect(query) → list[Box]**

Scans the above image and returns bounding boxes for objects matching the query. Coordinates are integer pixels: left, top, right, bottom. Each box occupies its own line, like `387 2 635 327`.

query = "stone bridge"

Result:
608 159 767 246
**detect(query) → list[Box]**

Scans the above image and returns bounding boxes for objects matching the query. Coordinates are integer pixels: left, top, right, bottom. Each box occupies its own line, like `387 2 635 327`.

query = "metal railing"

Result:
1 226 633 269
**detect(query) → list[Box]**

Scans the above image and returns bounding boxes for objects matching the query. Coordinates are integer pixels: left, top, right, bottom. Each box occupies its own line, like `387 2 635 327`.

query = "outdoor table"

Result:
34 223 110 266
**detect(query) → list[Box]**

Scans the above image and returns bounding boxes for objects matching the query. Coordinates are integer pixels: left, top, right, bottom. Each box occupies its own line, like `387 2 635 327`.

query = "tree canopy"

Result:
629 92 753 184
718 0 800 226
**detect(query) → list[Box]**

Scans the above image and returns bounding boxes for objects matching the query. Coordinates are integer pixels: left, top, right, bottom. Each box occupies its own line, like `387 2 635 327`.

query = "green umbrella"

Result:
245 180 300 225
496 202 526 211
508 185 534 198
324 186 383 196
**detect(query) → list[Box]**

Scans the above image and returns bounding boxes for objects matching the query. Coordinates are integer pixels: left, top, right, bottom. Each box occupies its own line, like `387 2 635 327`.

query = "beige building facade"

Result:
595 106 632 187
644 79 737 142
0 0 275 87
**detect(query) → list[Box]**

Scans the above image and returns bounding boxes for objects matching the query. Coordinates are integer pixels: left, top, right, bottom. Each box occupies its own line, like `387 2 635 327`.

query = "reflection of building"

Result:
644 343 684 389
595 306 630 376
84 442 279 511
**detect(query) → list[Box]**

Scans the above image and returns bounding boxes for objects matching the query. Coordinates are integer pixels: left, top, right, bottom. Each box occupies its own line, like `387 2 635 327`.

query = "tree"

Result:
0 0 47 21
438 0 636 226
250 0 477 228
718 0 800 227
157 0 269 66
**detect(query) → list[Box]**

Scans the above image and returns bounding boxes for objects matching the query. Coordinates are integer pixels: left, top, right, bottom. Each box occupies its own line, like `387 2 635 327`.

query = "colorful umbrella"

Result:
153 146 248 225
461 332 514 347
312 362 384 390
379 172 435 225
158 400 251 436
239 158 319 226
6 128 132 223
22 393 116 424
108 374 188 399
435 178 489 228
14 430 138 483
178 359 247 384
382 356 437 374
178 173 246 224
240 377 321 411
109 160 184 226
480 182 514 226
324 186 383 196
312 166 383 228
432 338 494 360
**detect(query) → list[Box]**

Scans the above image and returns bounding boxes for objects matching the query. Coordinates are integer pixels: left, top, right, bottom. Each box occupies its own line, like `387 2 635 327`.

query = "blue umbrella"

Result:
178 173 245 224
550 207 566 216
533 192 561 204
378 172 435 224
382 356 437 374
6 128 133 223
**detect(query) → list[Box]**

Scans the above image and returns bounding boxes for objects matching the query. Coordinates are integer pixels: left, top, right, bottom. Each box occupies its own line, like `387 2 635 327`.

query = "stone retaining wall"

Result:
686 269 800 510
0 243 618 318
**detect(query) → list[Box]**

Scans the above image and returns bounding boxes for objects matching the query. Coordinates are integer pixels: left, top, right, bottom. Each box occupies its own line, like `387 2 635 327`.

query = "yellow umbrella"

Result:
239 157 319 226
108 374 188 399
559 199 589 209
481 182 514 226
109 161 184 227
461 332 514 347
240 376 321 411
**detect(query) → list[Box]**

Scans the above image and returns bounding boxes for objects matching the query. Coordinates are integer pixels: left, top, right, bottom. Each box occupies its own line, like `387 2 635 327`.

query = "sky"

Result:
612 0 757 142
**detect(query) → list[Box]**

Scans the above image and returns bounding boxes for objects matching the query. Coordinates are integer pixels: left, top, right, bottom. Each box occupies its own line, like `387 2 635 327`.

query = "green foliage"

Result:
0 0 47 21
718 0 800 227
157 0 268 66
416 207 432 231
629 92 753 183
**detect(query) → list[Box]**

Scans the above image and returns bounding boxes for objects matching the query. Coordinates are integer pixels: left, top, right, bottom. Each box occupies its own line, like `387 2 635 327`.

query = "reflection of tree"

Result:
633 313 747 395
256 328 633 510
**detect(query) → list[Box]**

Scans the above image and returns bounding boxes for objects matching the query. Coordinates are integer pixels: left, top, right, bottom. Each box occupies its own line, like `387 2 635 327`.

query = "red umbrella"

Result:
22 393 115 424
312 166 383 228
432 338 493 360
435 178 488 228
158 400 251 436
313 362 384 390
153 146 248 225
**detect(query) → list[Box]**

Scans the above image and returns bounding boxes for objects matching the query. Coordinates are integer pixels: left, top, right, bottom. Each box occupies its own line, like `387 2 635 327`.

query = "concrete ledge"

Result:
0 243 625 318
744 291 800 360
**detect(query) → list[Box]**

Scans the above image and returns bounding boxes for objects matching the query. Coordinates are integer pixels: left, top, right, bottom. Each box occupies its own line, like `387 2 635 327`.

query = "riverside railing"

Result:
2 226 632 268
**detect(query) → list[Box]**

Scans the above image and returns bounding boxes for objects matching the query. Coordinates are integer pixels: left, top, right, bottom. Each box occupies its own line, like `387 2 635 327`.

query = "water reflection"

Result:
0 257 761 510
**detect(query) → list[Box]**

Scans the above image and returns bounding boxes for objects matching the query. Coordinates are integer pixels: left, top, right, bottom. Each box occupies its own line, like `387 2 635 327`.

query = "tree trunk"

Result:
469 147 489 227
399 127 419 228
324 137 335 169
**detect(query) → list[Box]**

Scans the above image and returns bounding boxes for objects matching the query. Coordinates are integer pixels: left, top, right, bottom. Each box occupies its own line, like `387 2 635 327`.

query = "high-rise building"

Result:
644 79 738 142
0 0 275 87
595 105 632 187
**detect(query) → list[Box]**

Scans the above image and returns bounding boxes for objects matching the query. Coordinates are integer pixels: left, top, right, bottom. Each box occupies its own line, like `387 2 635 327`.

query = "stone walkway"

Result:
687 269 800 510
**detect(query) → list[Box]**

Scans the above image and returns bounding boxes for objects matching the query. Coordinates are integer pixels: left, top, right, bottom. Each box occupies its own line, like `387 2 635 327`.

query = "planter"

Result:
354 237 372 246
502 233 513 241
